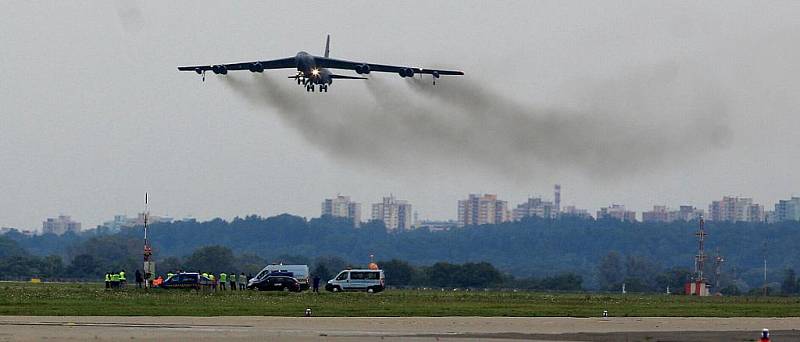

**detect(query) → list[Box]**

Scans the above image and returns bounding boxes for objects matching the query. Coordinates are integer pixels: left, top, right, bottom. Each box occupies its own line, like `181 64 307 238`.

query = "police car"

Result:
247 271 302 292
160 272 213 290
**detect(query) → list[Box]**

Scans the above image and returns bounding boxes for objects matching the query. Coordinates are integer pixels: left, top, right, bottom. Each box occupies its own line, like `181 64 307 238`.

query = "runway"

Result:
0 316 798 341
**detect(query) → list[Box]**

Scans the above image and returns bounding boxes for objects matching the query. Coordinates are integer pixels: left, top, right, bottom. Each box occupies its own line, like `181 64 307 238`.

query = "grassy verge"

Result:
1 282 799 317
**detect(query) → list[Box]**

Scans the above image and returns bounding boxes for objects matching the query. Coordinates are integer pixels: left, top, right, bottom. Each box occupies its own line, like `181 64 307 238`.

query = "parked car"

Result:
160 272 213 290
249 264 310 290
325 269 385 293
248 272 302 292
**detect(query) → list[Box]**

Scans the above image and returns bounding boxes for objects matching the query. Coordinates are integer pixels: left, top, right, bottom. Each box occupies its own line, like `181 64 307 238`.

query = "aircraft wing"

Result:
177 57 296 73
316 57 464 76
330 74 368 80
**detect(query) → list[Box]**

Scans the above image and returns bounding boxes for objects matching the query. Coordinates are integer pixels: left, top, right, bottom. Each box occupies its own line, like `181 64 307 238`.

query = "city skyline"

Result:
8 191 800 233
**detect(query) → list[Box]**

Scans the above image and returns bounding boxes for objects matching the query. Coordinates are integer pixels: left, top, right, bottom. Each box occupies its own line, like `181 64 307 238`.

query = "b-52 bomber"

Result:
177 35 464 92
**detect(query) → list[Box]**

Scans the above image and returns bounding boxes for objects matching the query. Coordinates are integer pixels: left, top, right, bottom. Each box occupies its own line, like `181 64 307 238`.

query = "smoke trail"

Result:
222 65 731 179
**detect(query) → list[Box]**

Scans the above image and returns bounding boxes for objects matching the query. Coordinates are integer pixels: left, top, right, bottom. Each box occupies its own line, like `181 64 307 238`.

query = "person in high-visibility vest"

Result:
110 272 120 289
219 272 227 290
229 272 237 291
166 272 174 281
119 270 126 289
209 274 216 290
202 272 208 279
104 273 111 289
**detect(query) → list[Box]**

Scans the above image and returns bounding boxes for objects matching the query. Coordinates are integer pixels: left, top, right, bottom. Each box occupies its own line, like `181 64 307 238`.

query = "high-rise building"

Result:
321 195 361 227
554 184 561 215
775 197 800 222
596 205 636 222
708 196 764 222
371 195 412 231
641 205 704 223
457 194 510 227
101 213 173 232
675 205 704 221
512 197 555 221
562 205 592 219
642 205 670 223
42 215 81 235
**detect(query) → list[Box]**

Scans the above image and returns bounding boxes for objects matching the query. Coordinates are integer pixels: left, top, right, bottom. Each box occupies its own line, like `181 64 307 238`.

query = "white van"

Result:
325 269 385 293
250 264 310 290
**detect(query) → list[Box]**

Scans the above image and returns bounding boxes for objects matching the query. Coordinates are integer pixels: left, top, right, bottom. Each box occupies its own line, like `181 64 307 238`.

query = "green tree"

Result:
598 251 624 291
183 245 235 274
379 259 416 286
781 269 797 295
68 254 101 277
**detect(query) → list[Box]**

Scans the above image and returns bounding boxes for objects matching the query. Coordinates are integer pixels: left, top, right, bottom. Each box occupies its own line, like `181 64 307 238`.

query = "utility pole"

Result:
143 193 155 287
713 248 725 292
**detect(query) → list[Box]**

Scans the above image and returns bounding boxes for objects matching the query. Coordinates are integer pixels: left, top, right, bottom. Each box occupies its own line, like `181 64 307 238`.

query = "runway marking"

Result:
0 321 252 329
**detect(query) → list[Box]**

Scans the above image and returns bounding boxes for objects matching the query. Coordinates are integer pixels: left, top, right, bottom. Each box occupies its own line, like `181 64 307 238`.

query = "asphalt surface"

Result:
0 316 798 341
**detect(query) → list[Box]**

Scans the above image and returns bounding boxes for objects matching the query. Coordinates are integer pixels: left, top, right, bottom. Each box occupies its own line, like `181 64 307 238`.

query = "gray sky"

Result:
1 1 799 230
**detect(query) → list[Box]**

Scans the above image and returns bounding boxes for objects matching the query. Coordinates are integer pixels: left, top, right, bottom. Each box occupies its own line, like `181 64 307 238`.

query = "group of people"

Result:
105 269 149 289
196 271 250 290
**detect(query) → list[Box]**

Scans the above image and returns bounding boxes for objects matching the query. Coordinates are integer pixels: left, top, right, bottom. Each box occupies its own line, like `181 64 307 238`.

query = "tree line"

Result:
2 213 800 291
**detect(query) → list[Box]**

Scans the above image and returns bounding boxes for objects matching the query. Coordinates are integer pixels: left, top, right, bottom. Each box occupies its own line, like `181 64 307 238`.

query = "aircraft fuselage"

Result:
295 51 332 85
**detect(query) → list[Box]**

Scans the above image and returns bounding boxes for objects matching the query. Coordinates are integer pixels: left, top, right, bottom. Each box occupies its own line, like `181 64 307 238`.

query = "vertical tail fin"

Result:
324 34 330 58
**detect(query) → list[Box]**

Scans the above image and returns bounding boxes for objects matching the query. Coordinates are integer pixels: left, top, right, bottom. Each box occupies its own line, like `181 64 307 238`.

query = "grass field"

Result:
1 282 799 317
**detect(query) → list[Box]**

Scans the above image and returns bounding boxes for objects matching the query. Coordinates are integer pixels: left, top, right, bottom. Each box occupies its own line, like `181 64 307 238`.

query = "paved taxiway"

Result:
1 316 799 341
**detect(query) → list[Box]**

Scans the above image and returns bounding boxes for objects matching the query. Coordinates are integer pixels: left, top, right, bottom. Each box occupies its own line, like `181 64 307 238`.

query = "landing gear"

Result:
306 84 314 92
319 84 328 92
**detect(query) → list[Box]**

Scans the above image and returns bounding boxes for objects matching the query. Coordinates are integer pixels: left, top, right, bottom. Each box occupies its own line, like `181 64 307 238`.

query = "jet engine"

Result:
212 65 228 75
355 64 371 74
432 71 440 78
399 68 415 77
248 62 264 72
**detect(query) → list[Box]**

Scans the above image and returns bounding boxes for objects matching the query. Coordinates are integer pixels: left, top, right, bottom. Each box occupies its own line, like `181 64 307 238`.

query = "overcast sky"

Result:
1 1 799 230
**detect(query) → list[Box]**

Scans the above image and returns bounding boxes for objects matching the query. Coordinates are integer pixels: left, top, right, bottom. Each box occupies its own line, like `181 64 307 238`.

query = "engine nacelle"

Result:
432 71 440 78
355 64 371 74
399 68 415 77
212 65 228 75
249 62 264 73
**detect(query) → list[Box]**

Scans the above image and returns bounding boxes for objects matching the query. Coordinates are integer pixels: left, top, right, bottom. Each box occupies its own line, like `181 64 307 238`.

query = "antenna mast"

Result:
694 218 707 282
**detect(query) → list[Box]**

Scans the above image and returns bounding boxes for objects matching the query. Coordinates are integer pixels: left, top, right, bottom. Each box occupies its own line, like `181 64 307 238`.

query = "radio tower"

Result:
694 218 707 282
686 217 710 295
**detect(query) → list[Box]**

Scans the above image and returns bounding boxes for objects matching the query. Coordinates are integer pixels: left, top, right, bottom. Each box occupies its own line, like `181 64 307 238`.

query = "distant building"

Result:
102 213 173 232
641 205 704 223
596 205 636 222
512 197 556 221
42 215 81 235
416 220 459 232
775 197 800 222
371 195 413 231
321 195 362 227
554 184 561 215
0 227 17 235
674 205 705 222
708 196 764 222
562 205 592 219
457 194 510 227
642 205 670 223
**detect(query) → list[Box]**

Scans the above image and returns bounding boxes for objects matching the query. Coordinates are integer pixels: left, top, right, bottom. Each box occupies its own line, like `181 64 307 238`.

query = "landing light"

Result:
311 68 320 76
